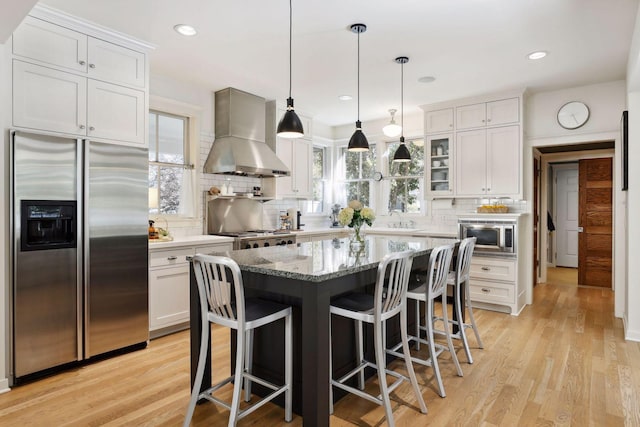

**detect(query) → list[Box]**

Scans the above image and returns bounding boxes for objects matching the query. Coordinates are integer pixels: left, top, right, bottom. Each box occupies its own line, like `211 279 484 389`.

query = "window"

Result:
386 140 424 213
305 146 328 213
336 145 376 207
148 110 193 215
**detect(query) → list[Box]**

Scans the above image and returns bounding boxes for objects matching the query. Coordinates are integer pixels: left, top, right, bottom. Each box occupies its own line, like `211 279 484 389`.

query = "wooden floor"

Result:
2 277 639 426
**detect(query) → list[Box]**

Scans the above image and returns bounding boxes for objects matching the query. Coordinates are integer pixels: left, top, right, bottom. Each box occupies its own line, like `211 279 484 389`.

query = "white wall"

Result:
523 80 627 323
1 41 10 392
625 4 640 341
332 111 423 142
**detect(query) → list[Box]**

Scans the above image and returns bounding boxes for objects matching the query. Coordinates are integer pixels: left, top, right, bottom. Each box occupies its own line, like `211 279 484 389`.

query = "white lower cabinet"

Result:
468 256 521 315
149 263 190 334
148 241 233 338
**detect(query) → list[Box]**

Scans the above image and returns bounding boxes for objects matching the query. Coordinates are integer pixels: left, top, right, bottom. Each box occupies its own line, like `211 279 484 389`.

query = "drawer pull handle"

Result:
79 60 86 66
481 288 491 293
89 63 96 69
481 267 491 271
167 256 178 261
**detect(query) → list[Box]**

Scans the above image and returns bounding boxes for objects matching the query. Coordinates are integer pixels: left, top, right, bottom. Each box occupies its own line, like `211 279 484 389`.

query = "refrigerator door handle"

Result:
82 139 90 358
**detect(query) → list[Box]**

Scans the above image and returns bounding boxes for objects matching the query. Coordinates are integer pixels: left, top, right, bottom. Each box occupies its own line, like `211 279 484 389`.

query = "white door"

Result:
486 125 520 196
555 165 579 267
292 139 312 198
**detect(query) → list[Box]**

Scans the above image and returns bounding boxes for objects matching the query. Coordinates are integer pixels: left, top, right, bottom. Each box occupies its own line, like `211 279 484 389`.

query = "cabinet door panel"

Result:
13 16 88 73
456 103 486 129
149 265 190 331
486 126 519 196
455 130 486 195
486 98 519 126
277 138 295 196
88 38 145 88
425 108 454 133
87 80 145 145
13 61 87 135
293 139 312 197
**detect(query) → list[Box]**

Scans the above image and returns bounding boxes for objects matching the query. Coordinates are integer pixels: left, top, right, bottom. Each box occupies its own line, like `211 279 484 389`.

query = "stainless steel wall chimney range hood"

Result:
203 88 290 177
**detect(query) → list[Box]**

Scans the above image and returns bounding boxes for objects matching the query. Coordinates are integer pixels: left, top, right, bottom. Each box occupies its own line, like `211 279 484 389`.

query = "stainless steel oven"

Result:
458 218 516 257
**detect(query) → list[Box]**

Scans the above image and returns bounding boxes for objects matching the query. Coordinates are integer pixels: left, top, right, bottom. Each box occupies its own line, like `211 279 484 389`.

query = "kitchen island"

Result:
189 235 457 426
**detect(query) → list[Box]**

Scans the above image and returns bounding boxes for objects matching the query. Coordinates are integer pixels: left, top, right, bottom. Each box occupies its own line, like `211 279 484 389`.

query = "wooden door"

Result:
578 158 612 287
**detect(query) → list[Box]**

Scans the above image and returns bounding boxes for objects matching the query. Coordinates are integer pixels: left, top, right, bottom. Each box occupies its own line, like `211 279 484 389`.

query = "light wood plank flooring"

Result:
1 278 639 426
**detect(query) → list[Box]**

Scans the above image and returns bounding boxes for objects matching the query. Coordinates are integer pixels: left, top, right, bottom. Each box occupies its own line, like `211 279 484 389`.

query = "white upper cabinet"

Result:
456 97 519 130
12 16 88 73
87 79 145 144
87 38 145 88
264 137 312 199
13 60 87 135
425 108 454 134
455 125 520 197
10 8 151 147
12 16 146 88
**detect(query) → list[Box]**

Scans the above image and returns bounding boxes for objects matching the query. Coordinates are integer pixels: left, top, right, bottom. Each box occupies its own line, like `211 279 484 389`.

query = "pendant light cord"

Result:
288 0 292 100
400 60 404 136
357 30 360 121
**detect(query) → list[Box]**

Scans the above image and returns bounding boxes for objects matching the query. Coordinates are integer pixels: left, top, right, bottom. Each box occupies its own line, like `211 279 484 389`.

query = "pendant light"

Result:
277 0 304 138
347 23 369 152
393 56 411 162
382 109 402 137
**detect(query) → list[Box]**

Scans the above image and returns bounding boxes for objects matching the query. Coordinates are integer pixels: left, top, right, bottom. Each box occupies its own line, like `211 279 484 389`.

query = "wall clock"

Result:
557 101 590 129
373 171 383 181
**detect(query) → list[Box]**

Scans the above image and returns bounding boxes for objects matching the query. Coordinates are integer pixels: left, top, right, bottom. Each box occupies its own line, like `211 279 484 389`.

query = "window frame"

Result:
305 144 330 215
148 96 202 222
383 137 426 215
335 143 377 210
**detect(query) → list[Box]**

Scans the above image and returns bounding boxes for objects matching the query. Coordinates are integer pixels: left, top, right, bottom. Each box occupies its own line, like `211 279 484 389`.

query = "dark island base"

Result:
236 283 421 415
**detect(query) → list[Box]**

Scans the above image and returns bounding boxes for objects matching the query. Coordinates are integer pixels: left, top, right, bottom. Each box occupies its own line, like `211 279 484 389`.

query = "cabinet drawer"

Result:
470 257 516 282
149 247 193 268
469 279 514 304
195 243 233 255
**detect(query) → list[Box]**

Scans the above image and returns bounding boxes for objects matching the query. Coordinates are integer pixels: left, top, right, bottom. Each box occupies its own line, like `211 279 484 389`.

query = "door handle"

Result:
577 226 584 232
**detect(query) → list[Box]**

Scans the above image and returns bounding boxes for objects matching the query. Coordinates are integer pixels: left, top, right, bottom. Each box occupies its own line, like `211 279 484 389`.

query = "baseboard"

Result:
0 377 10 394
623 316 640 342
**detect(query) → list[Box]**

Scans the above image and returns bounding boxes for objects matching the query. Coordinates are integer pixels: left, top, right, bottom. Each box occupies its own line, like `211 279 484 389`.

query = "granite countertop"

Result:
148 235 234 250
204 235 458 283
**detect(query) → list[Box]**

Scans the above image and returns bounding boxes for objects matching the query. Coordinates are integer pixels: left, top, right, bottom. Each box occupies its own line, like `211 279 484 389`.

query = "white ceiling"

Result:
38 0 639 126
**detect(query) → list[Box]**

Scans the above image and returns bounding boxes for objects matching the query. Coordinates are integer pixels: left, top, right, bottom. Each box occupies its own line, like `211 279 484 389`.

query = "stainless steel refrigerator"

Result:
10 130 149 382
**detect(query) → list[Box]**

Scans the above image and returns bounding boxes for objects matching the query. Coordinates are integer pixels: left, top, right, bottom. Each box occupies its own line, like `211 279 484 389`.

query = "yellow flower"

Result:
338 207 354 226
361 207 375 221
348 200 363 210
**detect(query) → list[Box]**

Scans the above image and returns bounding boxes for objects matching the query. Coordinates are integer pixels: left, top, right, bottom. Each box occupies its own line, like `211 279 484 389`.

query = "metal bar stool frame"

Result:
184 254 292 427
433 237 484 364
388 244 463 398
328 250 427 427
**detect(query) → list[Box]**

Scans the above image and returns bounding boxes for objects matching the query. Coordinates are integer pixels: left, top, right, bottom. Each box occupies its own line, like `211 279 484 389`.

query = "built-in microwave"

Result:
458 218 516 256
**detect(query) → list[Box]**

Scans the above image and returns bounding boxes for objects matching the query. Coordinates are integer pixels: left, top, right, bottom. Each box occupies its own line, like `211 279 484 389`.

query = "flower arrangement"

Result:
338 200 375 243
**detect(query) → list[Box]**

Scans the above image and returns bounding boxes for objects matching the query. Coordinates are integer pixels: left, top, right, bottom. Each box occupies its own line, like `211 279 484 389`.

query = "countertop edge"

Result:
148 235 235 250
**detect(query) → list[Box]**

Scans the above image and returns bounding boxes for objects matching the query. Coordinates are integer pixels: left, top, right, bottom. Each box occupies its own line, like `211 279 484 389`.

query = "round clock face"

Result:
373 172 383 181
557 101 590 129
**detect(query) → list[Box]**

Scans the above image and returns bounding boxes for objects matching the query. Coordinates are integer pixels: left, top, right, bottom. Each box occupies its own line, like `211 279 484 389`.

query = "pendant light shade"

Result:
348 23 369 152
277 0 304 139
382 109 402 137
393 56 411 162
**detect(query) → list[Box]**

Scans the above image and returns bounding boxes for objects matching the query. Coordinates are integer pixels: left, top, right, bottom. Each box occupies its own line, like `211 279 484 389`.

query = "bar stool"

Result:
433 237 484 364
329 250 427 427
184 254 292 427
388 244 462 398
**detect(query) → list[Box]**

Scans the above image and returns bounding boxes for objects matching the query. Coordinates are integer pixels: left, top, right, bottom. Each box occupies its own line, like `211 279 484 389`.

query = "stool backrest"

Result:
375 250 415 321
193 254 245 328
427 244 455 299
455 237 476 284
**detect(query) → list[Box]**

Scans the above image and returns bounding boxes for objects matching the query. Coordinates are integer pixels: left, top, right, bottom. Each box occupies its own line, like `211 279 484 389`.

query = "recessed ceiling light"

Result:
528 51 547 60
338 95 353 101
174 24 197 36
418 76 436 83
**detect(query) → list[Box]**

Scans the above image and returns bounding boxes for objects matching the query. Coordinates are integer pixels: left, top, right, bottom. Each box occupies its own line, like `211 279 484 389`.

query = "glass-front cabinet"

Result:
427 134 453 196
